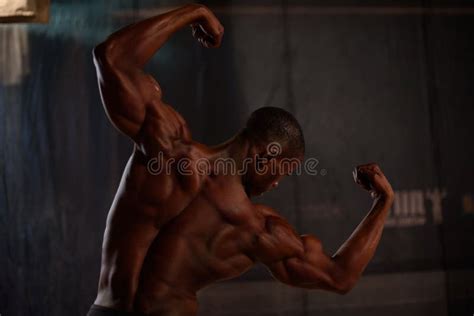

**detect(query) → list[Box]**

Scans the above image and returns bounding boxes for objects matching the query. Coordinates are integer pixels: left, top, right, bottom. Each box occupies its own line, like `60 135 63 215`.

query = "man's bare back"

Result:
90 4 394 316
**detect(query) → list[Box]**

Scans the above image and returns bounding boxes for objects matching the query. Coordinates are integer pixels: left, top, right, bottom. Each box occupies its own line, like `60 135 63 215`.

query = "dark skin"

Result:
92 4 394 315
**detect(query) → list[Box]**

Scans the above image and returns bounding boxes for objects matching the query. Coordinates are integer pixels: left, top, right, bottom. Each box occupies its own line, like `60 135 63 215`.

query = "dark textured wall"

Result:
1 1 473 315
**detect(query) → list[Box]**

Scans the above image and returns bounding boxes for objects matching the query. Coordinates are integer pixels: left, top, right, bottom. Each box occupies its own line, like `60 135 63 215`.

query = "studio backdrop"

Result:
1 1 473 315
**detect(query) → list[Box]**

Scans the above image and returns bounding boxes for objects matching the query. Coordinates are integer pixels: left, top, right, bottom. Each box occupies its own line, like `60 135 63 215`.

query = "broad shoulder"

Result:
250 204 304 263
253 203 284 219
252 203 299 236
138 101 193 156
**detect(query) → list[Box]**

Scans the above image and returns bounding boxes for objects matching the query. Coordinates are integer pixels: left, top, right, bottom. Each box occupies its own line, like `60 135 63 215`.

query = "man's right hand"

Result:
353 163 394 200
190 4 224 48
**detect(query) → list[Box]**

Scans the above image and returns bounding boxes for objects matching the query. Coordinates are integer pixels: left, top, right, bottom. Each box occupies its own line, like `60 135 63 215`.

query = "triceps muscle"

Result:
266 234 348 292
94 59 160 141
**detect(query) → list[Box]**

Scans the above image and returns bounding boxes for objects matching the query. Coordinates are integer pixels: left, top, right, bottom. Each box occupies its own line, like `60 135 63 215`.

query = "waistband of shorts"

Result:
89 304 145 316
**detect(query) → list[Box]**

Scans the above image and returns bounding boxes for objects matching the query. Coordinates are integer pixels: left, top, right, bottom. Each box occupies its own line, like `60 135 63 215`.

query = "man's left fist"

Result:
353 163 394 200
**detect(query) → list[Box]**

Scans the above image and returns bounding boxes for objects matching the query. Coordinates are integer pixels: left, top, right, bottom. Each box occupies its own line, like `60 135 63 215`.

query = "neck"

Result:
208 131 252 185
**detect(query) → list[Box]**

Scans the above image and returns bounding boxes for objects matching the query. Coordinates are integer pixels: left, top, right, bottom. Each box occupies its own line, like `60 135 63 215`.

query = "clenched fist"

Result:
190 5 224 48
353 163 394 200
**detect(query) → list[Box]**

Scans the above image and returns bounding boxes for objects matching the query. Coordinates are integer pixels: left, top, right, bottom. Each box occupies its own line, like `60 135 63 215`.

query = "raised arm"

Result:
252 163 394 294
92 4 223 152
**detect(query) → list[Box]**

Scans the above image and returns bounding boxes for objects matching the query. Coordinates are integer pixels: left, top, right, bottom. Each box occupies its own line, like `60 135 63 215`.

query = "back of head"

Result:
244 106 305 158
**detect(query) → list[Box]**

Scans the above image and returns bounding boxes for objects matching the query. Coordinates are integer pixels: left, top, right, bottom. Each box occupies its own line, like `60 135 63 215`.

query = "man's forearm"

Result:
96 4 205 67
332 194 393 286
270 164 393 294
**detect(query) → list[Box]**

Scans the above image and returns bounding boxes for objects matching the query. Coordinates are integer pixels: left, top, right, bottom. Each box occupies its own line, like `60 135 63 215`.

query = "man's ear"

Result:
257 152 278 164
254 152 272 175
259 150 280 161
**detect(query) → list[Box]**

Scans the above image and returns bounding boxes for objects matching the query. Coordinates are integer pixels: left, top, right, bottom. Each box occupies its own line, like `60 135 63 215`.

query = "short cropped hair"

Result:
244 106 305 158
